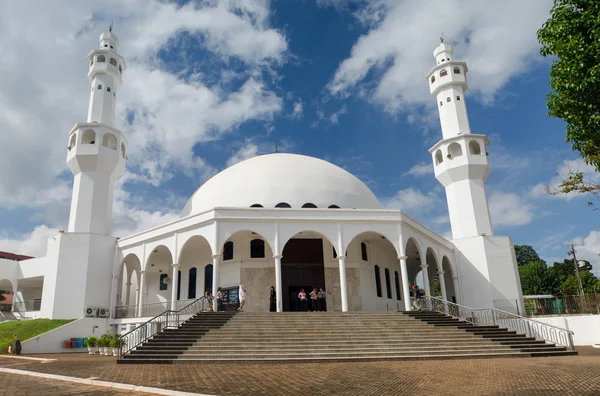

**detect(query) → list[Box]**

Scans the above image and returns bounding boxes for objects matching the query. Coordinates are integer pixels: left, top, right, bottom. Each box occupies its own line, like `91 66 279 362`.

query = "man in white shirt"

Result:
238 285 246 312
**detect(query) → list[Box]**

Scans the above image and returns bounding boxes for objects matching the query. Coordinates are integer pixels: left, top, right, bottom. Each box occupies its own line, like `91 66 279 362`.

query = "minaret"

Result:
66 26 127 235
427 41 493 240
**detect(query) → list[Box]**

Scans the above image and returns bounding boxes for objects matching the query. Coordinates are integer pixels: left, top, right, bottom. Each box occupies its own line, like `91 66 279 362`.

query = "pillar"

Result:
338 256 348 312
274 255 283 312
439 270 448 301
211 255 220 311
170 263 180 310
125 282 132 306
137 270 146 317
420 264 431 297
452 276 460 304
398 256 412 311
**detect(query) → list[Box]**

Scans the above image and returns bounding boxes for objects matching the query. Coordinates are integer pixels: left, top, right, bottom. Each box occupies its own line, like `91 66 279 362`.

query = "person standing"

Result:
238 285 246 312
318 287 326 312
269 286 276 312
298 288 307 312
411 285 422 311
310 288 318 312
216 287 224 312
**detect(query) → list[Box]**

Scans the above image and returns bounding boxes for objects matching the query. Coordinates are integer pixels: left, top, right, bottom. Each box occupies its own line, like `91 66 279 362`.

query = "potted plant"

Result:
99 333 111 355
87 336 98 355
110 334 122 356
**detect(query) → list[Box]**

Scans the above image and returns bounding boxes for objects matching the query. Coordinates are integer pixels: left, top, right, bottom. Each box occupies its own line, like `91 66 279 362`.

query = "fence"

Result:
494 294 600 317
12 300 41 312
115 298 212 318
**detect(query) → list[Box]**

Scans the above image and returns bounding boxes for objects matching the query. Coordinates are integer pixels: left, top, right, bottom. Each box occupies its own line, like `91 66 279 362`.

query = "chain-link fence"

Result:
494 294 600 317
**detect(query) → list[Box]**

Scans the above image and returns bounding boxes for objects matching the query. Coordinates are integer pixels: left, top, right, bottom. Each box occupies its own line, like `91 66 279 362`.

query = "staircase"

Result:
118 310 575 364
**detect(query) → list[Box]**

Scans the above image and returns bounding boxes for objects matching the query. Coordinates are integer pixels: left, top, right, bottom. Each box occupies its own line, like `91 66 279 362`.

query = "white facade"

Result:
0 33 526 352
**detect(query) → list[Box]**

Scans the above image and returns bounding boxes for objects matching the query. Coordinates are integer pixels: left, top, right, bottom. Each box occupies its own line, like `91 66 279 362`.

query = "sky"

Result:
0 0 598 274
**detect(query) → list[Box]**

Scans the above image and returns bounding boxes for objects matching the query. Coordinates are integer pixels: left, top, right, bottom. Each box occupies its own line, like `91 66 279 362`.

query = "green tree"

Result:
519 260 557 295
537 0 600 205
514 245 541 267
561 271 600 294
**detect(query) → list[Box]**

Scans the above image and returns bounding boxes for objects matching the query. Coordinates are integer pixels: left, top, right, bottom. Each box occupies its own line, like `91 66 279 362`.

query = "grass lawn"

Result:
0 319 73 353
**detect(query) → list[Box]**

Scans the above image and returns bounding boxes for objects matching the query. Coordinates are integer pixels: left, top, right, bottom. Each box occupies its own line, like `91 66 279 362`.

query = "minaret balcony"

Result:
429 134 490 186
426 60 468 96
66 123 127 175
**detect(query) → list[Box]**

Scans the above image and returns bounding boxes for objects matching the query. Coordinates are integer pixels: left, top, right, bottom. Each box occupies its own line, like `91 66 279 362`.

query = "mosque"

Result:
0 29 523 340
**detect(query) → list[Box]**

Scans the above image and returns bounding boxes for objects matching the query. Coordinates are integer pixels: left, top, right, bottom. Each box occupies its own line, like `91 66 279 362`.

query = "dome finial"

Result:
109 21 113 33
274 144 278 153
440 33 444 43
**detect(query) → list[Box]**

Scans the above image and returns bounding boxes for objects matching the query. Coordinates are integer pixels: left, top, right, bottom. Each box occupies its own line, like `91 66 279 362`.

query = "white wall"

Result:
21 317 110 354
533 315 600 346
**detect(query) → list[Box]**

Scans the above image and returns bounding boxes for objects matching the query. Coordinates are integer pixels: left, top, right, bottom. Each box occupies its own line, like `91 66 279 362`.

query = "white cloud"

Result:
292 101 304 119
405 162 432 177
531 159 599 200
570 231 600 277
327 0 552 112
0 225 61 257
489 191 535 228
384 187 437 215
226 141 260 167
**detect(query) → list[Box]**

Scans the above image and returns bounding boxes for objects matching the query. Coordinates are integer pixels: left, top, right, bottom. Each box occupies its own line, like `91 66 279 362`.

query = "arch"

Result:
384 268 392 299
97 55 105 63
109 58 117 67
404 236 424 294
302 203 317 208
430 75 435 84
440 69 448 77
250 204 263 208
223 241 234 260
469 140 482 155
121 142 126 158
360 242 368 261
219 229 274 260
447 142 463 158
275 202 291 208
204 264 213 294
188 267 197 299
394 271 401 300
69 134 76 149
250 239 265 258
102 133 117 150
442 256 456 303
82 129 96 145
144 245 173 272
374 265 382 297
328 205 340 209
344 229 399 259
453 67 460 74
435 149 443 165
425 247 441 296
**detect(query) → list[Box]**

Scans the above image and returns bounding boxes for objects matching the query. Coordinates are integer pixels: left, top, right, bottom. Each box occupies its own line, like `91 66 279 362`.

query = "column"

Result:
211 255 220 311
452 276 460 304
137 270 146 317
338 256 348 312
439 270 448 301
274 255 283 312
125 282 132 305
170 263 180 310
420 263 431 310
398 256 412 311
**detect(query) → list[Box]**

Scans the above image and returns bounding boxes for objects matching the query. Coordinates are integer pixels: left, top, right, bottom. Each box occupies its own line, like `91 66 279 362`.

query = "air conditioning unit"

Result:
84 307 96 318
97 308 110 318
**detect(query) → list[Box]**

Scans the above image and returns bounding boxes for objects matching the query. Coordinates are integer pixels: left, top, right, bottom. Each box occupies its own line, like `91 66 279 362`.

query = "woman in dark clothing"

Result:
318 287 327 312
269 286 276 312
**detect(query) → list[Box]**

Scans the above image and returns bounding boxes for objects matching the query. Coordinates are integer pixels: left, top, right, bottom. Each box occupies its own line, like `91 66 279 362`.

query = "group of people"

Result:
294 287 327 312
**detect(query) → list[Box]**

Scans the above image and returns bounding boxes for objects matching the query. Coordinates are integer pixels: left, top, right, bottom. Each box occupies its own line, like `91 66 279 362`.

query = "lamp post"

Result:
568 244 585 297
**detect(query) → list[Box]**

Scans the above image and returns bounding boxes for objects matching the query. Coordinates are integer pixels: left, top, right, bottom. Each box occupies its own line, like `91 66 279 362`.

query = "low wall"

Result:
534 315 600 346
21 318 110 354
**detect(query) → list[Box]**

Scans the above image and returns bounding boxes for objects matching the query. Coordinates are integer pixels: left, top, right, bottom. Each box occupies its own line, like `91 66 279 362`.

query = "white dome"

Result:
181 153 381 217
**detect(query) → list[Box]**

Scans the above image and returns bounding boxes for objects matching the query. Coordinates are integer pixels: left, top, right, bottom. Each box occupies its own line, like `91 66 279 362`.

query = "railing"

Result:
495 294 600 317
118 297 210 358
423 296 575 351
114 298 211 318
12 300 41 312
114 304 138 319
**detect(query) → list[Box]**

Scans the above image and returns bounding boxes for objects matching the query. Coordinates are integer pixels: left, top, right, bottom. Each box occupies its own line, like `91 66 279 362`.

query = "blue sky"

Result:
0 0 598 272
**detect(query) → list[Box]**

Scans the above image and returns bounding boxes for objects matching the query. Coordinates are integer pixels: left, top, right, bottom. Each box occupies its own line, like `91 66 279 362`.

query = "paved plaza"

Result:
1 349 600 395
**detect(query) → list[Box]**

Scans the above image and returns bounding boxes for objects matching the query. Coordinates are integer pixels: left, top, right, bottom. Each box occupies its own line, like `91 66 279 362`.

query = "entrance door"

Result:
281 239 325 311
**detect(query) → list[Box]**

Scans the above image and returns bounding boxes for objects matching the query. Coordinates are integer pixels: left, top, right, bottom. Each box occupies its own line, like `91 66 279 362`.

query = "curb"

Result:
0 367 215 395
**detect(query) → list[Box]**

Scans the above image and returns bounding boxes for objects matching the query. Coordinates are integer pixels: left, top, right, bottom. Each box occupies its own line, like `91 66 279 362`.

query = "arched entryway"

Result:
178 235 212 304
442 256 457 303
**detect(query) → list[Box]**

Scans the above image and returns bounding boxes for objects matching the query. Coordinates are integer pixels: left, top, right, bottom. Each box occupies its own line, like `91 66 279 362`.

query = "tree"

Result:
519 260 557 295
537 0 600 204
514 245 541 267
562 271 600 294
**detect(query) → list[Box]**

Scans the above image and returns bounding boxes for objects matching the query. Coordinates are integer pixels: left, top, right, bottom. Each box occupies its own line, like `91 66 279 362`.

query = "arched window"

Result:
204 264 213 294
97 84 102 90
456 96 461 101
275 202 291 208
440 69 448 77
188 267 197 299
102 133 117 150
328 205 340 209
250 204 263 208
97 55 105 63
447 142 463 159
430 75 435 84
250 239 265 258
159 274 168 291
469 140 482 155
435 149 443 165
394 271 401 300
82 129 96 144
121 142 126 158
453 67 460 74
177 270 181 300
385 268 392 299
69 134 76 149
223 241 233 260
302 203 317 208
109 58 117 67
107 87 111 92
374 265 382 297
446 97 451 102
361 242 368 261
90 59 94 66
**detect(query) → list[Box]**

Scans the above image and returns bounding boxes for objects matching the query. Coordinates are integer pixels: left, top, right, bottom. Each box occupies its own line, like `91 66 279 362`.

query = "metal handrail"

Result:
118 297 210 358
115 298 211 318
423 296 575 351
12 300 41 312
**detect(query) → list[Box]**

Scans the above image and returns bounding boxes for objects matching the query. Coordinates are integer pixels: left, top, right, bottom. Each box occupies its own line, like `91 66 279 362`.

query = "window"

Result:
204 264 213 294
250 204 263 208
121 142 126 158
328 204 340 209
110 58 117 67
385 268 392 299
448 142 463 158
435 149 443 165
456 96 461 101
250 239 265 258
302 203 317 208
69 134 76 149
440 69 448 77
439 101 443 106
159 274 168 291
374 265 382 297
90 59 94 66
97 55 105 63
223 241 233 260
102 133 117 150
361 242 368 261
430 75 435 84
107 87 111 92
446 97 451 102
469 140 482 155
188 268 197 299
275 202 291 208
97 84 102 90
453 67 460 74
394 271 401 300
82 129 96 144
119 65 122 74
